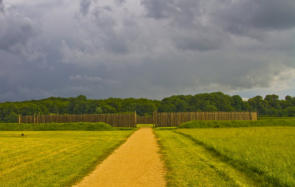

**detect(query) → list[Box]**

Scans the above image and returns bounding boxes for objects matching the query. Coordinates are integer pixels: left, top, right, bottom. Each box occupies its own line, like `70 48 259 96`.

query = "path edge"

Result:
153 129 169 187
68 129 137 187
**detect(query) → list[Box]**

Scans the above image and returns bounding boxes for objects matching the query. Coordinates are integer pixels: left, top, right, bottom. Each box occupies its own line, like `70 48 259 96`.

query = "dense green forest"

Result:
1 92 295 122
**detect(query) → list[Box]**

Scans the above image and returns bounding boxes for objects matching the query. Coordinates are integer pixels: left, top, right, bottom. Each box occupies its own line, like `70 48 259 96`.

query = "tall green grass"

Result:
179 119 295 128
177 127 295 186
0 122 114 131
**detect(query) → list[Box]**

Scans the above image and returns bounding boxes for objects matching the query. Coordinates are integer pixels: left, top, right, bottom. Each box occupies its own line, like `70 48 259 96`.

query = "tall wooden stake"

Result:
134 111 137 128
18 115 21 124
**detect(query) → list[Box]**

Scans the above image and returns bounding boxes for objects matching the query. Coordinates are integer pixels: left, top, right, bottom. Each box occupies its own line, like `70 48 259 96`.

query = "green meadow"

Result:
156 126 295 186
0 131 132 187
1 117 295 186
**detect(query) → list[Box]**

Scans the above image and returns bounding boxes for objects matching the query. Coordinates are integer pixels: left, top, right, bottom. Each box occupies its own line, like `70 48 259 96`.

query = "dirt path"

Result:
74 128 166 187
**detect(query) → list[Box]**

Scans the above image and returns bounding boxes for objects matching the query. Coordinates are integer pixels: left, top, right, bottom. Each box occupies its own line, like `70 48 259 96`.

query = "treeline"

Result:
1 92 295 122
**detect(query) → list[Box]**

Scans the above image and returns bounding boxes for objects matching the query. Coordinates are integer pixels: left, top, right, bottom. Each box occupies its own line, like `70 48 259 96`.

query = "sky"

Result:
0 0 295 101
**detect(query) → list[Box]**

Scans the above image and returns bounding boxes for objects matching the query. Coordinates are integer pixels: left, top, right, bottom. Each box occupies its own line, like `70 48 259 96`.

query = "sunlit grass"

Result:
177 127 295 186
155 130 250 186
179 118 295 128
0 131 132 187
136 124 154 128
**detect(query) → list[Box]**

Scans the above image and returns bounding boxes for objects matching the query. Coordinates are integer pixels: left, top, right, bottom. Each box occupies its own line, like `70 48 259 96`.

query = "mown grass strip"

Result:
155 130 256 187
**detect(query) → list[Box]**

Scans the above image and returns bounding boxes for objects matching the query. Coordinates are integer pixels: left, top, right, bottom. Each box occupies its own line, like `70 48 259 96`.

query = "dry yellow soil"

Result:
74 128 166 187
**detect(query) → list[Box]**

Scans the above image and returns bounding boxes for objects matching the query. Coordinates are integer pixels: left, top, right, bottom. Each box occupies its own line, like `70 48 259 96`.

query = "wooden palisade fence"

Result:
153 112 257 127
20 113 137 127
19 111 257 128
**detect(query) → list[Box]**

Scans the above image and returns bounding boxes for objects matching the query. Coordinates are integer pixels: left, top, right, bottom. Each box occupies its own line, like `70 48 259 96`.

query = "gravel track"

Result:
74 128 166 187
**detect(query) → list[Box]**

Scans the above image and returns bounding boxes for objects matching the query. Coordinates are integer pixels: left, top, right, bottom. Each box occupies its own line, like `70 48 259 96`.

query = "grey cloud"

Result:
90 6 129 54
142 0 295 39
141 0 226 51
141 0 200 27
174 37 220 51
1 0 295 102
141 0 171 19
95 51 286 99
0 0 4 13
214 0 295 35
114 0 125 5
103 35 129 54
173 29 227 51
0 12 36 52
80 0 91 16
70 74 103 83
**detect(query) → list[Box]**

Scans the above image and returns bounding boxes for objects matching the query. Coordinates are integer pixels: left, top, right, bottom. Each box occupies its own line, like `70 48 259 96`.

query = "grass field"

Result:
0 131 133 187
179 118 295 128
0 122 116 131
1 118 294 187
155 130 255 186
156 126 295 186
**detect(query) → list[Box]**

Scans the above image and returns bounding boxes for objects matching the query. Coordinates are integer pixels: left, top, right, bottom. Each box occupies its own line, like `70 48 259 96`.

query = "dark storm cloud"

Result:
141 0 200 27
90 6 129 54
0 6 36 52
141 0 223 51
0 0 295 101
142 0 295 37
141 0 171 19
0 19 35 51
213 0 295 35
174 37 220 51
172 28 228 51
80 0 91 16
114 0 125 5
0 0 4 12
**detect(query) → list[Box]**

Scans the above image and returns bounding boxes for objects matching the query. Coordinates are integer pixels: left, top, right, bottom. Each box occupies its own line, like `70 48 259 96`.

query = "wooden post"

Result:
18 115 21 124
251 112 257 121
134 111 137 128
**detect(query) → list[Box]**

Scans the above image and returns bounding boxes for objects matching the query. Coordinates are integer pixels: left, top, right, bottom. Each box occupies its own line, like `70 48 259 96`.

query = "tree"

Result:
210 92 234 111
285 106 295 116
203 104 217 112
231 95 244 111
265 94 280 109
100 104 116 113
135 102 156 115
68 95 88 114
248 96 267 114
0 92 294 120
4 112 18 123
95 107 103 114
